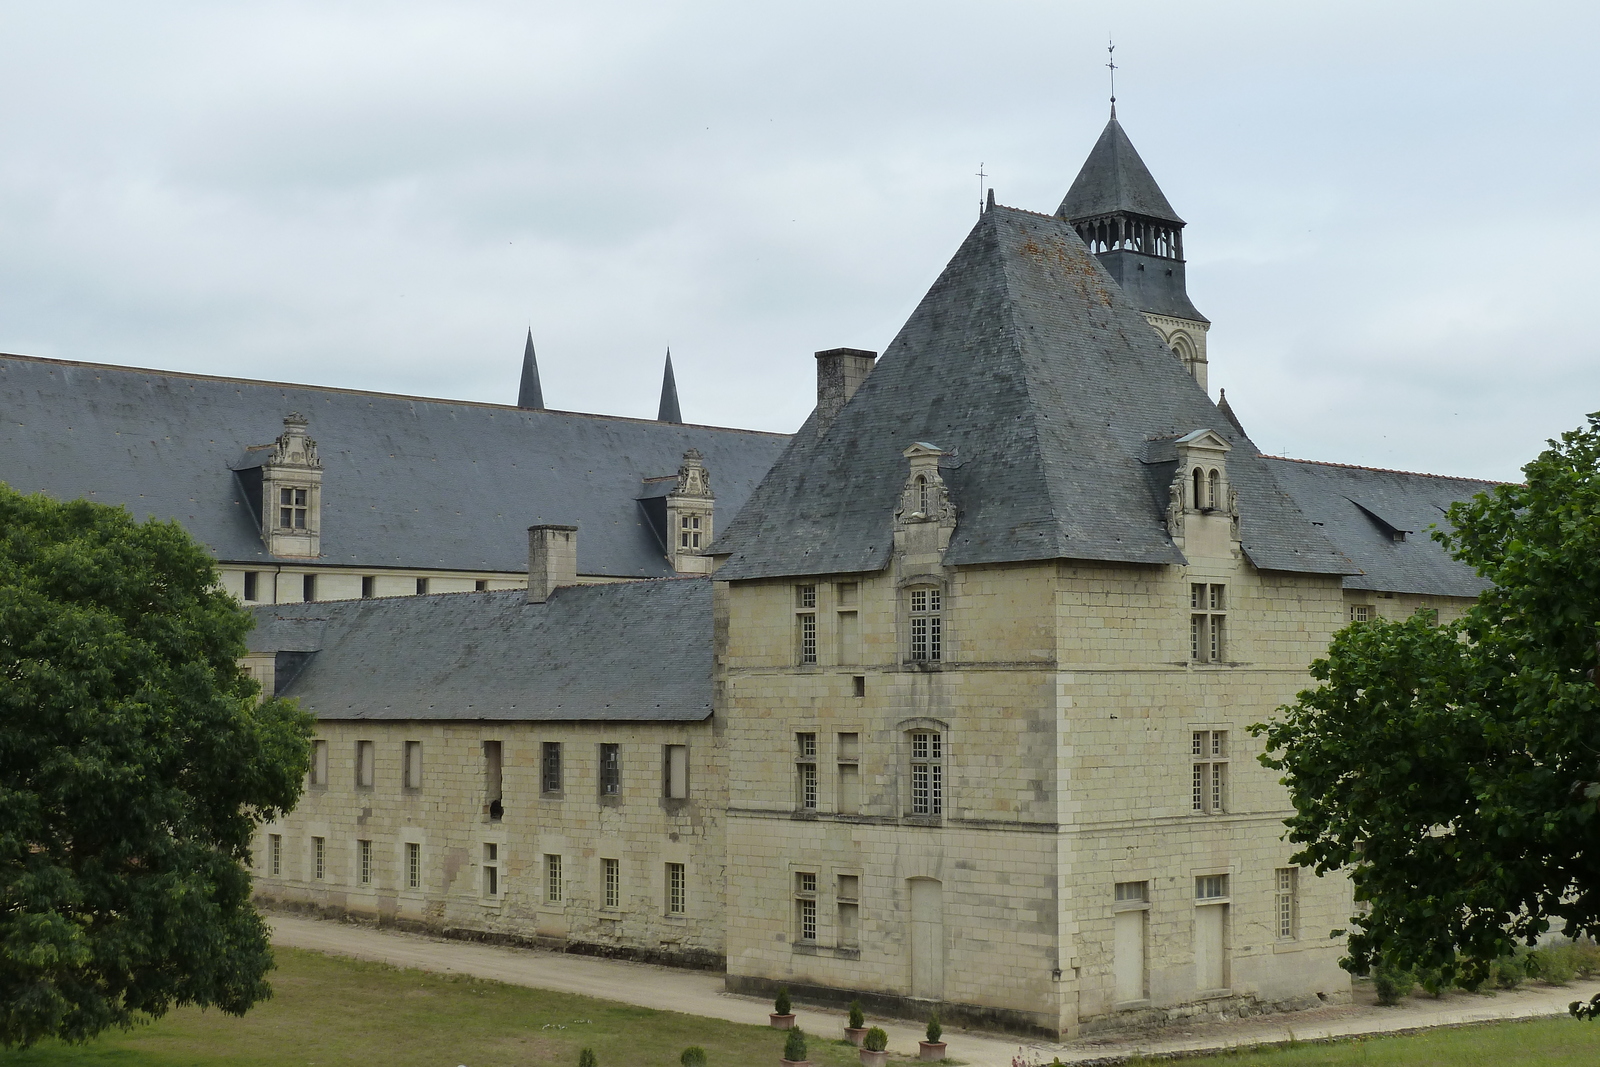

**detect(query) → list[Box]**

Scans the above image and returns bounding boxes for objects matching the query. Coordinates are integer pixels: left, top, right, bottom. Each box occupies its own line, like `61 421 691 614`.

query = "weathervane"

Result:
1107 38 1118 111
976 162 988 217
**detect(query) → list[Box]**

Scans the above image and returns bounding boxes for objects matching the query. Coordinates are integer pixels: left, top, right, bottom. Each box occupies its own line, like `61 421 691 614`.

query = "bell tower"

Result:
1058 107 1211 389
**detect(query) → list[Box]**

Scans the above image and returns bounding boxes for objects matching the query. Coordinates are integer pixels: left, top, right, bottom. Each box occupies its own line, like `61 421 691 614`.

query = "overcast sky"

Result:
1 2 1594 482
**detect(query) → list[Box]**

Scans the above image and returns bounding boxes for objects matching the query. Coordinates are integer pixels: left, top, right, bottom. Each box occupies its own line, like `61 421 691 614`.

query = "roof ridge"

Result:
1260 453 1508 485
0 352 788 438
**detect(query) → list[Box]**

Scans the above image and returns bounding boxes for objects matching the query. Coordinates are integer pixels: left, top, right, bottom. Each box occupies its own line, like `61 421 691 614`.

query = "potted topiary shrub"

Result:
844 999 868 1045
860 1026 890 1067
780 1025 810 1067
770 986 796 1029
680 1049 707 1067
918 1011 946 1061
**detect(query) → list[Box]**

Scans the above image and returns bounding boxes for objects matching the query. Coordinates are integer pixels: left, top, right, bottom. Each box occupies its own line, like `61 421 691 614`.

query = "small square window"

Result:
796 584 817 608
415 577 429 595
1196 874 1229 900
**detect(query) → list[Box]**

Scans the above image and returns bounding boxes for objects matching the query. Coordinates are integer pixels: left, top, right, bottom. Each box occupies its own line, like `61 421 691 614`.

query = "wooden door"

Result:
909 878 944 1000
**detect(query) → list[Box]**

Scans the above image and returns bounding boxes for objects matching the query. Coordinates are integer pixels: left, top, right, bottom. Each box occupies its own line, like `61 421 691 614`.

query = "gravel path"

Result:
269 912 1600 1065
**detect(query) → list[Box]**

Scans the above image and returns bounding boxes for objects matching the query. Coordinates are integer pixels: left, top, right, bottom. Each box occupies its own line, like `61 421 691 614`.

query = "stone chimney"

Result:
526 525 578 604
814 348 876 435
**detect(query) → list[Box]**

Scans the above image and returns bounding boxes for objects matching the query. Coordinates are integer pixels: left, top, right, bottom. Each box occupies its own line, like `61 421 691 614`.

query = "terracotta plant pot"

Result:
919 1040 948 1062
859 1050 889 1067
844 1027 869 1046
770 1012 796 1029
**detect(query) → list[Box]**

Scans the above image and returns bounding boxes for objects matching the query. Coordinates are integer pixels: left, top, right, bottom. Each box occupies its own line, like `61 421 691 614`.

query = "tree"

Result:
0 486 313 1047
1255 414 1600 999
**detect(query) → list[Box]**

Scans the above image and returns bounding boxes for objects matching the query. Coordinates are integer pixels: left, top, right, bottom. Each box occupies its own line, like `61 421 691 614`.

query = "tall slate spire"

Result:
657 349 682 424
517 329 545 410
1057 109 1183 224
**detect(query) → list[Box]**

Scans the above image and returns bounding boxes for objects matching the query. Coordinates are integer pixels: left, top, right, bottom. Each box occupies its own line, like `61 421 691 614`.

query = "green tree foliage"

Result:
0 487 313 1047
782 1025 806 1062
1255 414 1600 1000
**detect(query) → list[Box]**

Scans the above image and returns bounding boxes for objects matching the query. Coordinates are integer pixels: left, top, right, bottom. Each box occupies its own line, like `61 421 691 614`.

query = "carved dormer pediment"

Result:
893 442 956 566
1165 428 1240 556
269 413 321 470
666 449 715 574
895 442 956 526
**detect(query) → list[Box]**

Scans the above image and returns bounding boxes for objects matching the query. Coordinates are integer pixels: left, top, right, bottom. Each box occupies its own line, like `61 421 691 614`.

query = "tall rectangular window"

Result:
483 843 499 897
302 573 317 602
361 575 376 599
542 741 563 794
599 743 621 797
836 732 861 815
243 571 259 602
308 739 327 788
355 740 374 790
909 588 942 661
603 858 620 909
1190 583 1227 663
403 740 423 792
837 874 860 948
484 740 503 819
795 872 818 942
1191 731 1229 814
407 842 421 890
546 854 563 904
797 584 817 664
666 863 686 914
358 839 373 886
796 732 818 810
280 487 308 529
910 730 943 816
313 836 325 880
1275 868 1299 940
664 744 689 799
269 833 282 876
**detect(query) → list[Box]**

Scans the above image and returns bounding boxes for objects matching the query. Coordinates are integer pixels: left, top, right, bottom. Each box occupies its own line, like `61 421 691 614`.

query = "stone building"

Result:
0 336 786 602
4 107 1502 1037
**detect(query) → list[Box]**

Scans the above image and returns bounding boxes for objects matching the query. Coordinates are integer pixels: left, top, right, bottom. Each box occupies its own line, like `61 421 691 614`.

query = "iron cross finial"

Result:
1107 38 1117 107
976 162 988 217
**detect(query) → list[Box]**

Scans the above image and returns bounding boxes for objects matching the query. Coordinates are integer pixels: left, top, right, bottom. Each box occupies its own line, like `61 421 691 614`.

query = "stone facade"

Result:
253 717 725 968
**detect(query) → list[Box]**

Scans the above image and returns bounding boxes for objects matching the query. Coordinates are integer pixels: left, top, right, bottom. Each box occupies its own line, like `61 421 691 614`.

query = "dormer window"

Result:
279 487 309 529
1207 469 1220 510
679 514 702 550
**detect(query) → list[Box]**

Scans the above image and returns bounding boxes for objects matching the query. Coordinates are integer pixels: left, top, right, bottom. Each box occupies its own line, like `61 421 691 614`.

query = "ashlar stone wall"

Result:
252 717 725 968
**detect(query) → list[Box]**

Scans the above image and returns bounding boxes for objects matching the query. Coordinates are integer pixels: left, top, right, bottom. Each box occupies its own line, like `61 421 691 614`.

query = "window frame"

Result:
909 729 944 818
1275 867 1299 940
602 857 621 910
794 871 819 943
403 739 423 793
545 853 563 905
664 744 689 800
906 585 944 663
1189 582 1227 664
358 838 373 886
599 742 621 797
541 741 563 796
354 739 374 791
406 841 421 891
666 862 687 915
1191 730 1230 815
795 732 818 812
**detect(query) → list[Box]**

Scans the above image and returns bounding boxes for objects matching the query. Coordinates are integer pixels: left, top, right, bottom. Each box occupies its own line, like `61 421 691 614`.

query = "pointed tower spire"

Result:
517 329 545 410
657 348 682 424
1058 109 1211 389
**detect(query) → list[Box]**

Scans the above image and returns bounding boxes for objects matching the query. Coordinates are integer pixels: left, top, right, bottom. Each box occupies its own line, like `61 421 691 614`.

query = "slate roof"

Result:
1262 457 1499 597
246 579 713 722
1057 110 1184 225
0 354 789 577
711 203 1354 581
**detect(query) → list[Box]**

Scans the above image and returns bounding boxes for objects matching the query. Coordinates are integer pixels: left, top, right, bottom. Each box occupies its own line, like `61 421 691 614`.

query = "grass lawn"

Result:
1126 1015 1600 1067
5 947 864 1067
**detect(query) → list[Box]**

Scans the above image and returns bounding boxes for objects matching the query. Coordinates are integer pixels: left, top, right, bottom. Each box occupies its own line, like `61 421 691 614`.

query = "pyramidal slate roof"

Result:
0 353 788 577
1057 110 1184 224
517 329 544 410
1262 457 1498 597
712 203 1353 581
246 579 713 722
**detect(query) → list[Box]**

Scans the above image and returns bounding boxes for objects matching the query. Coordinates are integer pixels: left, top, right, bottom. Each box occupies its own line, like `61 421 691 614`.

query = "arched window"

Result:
1192 468 1204 510
1170 333 1194 366
1208 470 1221 511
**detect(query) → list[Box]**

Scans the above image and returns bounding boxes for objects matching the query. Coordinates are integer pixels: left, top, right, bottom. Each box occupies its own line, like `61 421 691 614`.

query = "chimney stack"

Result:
526 525 579 603
814 348 876 435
